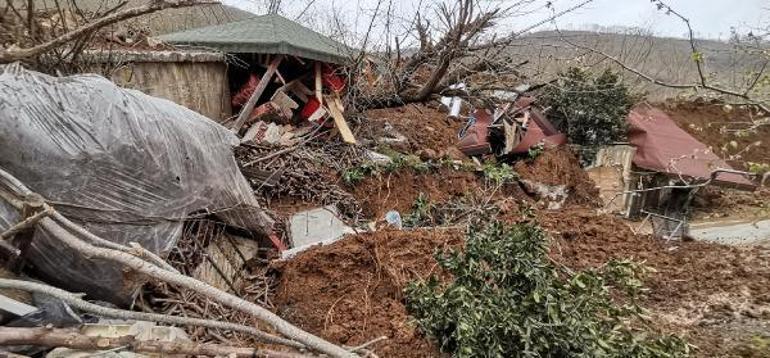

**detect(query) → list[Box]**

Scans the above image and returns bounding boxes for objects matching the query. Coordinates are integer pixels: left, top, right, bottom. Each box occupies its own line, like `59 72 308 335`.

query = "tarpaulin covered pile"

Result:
0 64 271 304
627 104 754 189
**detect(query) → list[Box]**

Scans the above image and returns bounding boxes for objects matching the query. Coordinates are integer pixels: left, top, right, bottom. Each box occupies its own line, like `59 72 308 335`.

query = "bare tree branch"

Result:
0 0 218 63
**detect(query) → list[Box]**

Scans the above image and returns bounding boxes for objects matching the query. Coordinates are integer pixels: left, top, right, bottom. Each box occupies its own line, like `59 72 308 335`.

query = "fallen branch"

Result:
0 326 311 358
0 278 300 349
0 206 52 240
0 168 356 358
49 209 179 274
0 0 218 63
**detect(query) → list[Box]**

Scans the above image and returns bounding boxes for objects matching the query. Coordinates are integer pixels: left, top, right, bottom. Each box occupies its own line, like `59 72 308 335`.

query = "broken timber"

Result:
231 55 284 133
325 94 357 144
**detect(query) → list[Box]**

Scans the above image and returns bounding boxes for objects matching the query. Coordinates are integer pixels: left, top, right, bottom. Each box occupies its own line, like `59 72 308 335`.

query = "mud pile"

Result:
662 101 770 166
351 168 482 219
271 229 464 357
540 208 770 355
364 104 465 154
514 147 600 206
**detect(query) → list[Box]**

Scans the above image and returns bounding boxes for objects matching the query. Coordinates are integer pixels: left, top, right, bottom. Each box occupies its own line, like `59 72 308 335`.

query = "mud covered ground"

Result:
270 206 770 357
264 146 770 357
662 101 770 167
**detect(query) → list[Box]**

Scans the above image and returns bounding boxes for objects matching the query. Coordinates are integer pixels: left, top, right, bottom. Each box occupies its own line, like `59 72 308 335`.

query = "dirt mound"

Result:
351 168 482 219
541 208 770 356
661 101 770 167
363 104 465 154
514 147 600 206
542 209 769 306
272 229 464 358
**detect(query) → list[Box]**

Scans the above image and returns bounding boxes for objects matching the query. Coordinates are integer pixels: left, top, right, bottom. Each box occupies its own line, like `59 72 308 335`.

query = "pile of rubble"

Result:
0 65 354 358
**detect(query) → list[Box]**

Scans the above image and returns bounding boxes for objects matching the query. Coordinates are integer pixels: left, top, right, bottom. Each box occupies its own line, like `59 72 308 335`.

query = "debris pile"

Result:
456 96 566 157
1 14 769 357
0 65 354 358
235 143 364 221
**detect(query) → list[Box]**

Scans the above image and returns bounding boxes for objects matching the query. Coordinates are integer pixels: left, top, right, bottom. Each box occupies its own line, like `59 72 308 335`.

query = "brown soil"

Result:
272 229 464 358
351 168 483 219
514 147 600 206
661 101 770 167
691 186 770 221
363 104 466 154
541 208 770 356
269 206 770 357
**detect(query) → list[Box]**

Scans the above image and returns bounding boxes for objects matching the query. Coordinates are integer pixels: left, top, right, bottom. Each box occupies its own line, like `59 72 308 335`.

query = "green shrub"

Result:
405 222 690 357
482 163 517 186
542 67 632 146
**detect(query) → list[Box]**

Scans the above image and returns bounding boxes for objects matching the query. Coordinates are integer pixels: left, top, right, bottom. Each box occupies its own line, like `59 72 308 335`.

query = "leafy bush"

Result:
341 153 439 185
405 222 690 357
482 162 518 186
542 67 632 146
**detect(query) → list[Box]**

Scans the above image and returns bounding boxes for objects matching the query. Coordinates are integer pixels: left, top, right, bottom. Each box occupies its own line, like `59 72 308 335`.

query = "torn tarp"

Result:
0 64 272 304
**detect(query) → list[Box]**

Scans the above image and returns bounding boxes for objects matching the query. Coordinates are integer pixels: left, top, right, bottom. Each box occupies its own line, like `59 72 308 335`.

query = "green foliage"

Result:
482 162 517 185
341 152 471 186
405 222 691 358
341 162 377 185
748 162 770 175
527 144 545 160
404 193 435 227
542 67 633 147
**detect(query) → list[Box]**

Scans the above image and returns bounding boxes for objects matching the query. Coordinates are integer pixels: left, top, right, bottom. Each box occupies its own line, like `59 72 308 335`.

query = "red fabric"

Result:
322 64 346 93
232 74 260 108
627 104 754 188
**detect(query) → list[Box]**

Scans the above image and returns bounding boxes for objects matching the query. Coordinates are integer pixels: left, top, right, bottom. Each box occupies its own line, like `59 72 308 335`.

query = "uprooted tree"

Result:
406 221 691 357
348 0 596 109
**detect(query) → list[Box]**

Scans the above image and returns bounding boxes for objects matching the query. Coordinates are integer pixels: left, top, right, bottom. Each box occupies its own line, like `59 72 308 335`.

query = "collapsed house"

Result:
626 105 754 236
158 14 357 144
587 104 755 238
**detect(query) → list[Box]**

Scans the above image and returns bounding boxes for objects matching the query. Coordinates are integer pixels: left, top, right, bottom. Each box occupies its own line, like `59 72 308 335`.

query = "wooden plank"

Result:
314 62 323 106
325 94 356 145
230 55 283 133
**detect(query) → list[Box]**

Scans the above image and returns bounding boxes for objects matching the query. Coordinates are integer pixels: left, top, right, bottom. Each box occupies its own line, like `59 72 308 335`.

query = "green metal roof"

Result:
158 14 351 65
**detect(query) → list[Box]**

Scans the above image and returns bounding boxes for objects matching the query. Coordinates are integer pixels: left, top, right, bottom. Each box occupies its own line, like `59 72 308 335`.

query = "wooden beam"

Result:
314 61 323 105
325 94 356 145
230 55 283 133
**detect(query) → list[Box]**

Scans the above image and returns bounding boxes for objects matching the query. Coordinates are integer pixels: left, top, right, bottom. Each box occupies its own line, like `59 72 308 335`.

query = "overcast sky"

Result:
224 0 768 41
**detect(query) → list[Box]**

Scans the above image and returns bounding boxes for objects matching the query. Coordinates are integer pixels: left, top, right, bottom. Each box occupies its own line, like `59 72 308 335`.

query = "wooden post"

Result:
230 55 284 133
314 61 323 105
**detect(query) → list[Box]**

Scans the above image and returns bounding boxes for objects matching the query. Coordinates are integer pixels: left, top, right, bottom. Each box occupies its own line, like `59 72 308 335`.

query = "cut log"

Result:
0 326 311 358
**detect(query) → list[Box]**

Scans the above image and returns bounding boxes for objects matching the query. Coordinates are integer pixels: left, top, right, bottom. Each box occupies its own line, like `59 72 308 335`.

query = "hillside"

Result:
508 30 765 100
27 0 254 35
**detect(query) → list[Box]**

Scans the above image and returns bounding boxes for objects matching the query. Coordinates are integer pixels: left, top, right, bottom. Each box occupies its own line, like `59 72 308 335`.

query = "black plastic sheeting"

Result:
0 64 271 304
